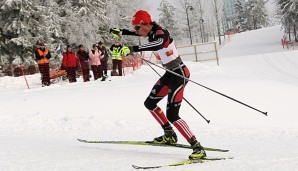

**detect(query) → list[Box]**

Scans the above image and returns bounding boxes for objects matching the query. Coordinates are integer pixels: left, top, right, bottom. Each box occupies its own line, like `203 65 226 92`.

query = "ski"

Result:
77 139 229 152
132 157 234 169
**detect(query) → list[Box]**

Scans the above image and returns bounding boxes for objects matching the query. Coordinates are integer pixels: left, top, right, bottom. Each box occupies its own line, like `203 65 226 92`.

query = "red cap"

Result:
132 10 152 25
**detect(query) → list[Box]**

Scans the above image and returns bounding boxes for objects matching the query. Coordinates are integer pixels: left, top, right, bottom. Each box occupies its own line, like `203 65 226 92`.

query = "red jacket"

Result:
62 51 77 67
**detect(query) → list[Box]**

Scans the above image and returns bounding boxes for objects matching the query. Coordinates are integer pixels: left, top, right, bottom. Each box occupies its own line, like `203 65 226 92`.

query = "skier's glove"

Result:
109 28 122 38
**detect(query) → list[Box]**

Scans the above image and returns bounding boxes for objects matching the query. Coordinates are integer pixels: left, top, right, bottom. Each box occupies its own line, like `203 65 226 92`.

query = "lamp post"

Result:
186 6 194 45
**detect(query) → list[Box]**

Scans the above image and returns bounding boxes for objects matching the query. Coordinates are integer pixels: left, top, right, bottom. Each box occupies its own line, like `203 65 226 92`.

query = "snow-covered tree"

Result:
175 0 202 45
234 0 247 31
194 0 207 43
277 0 298 42
245 0 269 30
158 0 182 40
231 0 269 31
212 0 224 45
0 0 143 64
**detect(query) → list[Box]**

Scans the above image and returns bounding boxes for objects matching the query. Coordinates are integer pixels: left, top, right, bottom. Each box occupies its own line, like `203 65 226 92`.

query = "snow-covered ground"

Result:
1 25 298 171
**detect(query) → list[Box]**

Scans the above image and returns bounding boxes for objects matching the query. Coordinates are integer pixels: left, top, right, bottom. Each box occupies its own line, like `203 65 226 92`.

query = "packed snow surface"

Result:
1 25 298 171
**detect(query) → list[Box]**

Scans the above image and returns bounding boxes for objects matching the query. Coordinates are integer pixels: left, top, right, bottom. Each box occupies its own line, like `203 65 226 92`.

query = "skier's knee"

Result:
167 113 180 124
144 98 156 110
166 103 181 123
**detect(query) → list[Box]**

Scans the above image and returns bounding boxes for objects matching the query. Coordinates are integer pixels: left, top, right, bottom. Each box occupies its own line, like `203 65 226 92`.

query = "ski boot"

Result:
101 74 108 81
189 141 206 160
153 129 178 145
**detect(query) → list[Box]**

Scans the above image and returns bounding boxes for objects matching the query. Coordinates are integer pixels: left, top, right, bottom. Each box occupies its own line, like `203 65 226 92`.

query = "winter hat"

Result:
98 41 103 45
78 44 84 48
132 10 152 25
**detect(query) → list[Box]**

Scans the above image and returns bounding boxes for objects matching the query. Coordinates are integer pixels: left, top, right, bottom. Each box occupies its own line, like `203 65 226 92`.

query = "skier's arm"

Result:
131 33 166 52
121 29 140 36
110 28 140 37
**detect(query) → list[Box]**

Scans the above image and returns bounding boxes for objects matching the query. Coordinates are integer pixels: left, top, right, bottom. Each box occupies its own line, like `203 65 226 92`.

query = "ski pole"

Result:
136 53 210 123
137 56 268 116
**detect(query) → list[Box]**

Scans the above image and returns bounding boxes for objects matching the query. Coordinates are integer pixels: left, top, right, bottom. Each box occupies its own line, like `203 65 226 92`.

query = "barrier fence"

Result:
122 52 144 76
142 41 220 66
176 41 219 66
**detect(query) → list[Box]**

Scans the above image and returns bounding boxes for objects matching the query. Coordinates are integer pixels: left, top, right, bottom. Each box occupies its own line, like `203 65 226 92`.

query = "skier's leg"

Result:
144 78 169 128
166 64 206 159
144 74 177 144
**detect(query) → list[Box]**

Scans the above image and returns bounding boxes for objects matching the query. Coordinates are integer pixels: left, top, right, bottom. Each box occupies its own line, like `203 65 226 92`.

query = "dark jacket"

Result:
122 23 182 69
110 44 122 52
98 46 109 60
121 23 172 52
77 49 89 63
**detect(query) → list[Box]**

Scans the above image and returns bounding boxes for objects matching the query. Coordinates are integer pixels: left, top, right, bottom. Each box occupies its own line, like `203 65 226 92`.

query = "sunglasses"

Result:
134 25 141 30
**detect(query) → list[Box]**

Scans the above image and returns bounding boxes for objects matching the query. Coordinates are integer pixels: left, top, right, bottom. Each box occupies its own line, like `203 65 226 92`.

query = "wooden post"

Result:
194 44 198 62
214 42 219 66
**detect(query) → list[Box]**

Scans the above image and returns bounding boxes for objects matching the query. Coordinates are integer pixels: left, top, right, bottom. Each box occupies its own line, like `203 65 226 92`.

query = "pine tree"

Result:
0 0 141 64
277 0 298 41
234 0 247 31
245 0 268 30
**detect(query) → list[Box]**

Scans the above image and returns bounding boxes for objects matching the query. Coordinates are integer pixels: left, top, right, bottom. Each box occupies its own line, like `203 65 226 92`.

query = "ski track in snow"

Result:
1 25 298 171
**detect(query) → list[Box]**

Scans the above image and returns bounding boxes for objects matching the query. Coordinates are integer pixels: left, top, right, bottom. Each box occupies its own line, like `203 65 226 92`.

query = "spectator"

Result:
35 41 51 86
77 45 90 82
89 44 103 80
110 40 123 76
62 45 78 83
98 41 109 77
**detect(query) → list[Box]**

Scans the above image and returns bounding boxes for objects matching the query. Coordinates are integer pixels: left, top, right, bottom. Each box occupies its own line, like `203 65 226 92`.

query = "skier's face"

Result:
134 24 151 37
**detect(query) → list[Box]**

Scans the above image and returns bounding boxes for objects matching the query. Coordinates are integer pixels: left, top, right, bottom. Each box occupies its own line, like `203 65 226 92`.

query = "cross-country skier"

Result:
110 10 206 160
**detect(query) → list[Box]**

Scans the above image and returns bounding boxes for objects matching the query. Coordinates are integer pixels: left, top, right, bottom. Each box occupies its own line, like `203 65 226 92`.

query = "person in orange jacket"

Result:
35 41 51 86
62 45 78 83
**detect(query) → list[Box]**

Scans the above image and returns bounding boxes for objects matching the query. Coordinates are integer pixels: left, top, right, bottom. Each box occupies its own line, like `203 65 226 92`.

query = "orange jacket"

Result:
35 48 51 60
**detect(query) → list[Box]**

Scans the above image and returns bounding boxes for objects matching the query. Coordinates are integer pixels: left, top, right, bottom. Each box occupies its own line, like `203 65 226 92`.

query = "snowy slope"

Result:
1 25 298 171
220 26 286 57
